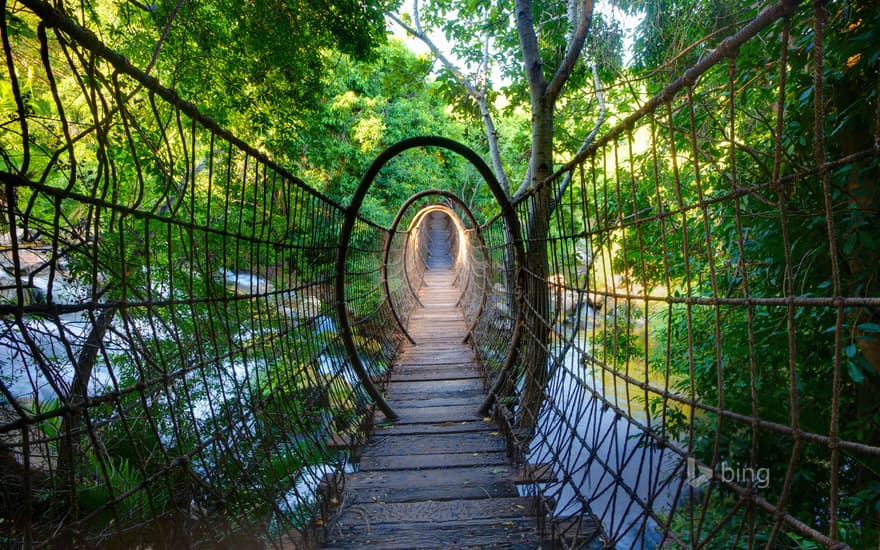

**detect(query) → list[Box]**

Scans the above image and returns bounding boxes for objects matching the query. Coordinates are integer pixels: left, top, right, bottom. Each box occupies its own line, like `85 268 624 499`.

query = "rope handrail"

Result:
0 3 402 546
12 0 386 231
2 0 878 548
469 1 880 548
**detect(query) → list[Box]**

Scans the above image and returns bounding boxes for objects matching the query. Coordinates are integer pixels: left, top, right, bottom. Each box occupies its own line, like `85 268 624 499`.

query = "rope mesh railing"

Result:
3 0 879 548
0 2 403 546
474 0 880 548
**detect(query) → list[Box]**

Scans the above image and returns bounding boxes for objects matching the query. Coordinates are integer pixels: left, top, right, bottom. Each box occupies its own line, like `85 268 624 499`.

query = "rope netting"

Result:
3 0 880 548
473 0 880 548
0 1 408 546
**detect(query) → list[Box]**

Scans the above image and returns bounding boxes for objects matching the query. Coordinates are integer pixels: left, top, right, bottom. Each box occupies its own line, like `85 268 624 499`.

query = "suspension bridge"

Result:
2 0 879 548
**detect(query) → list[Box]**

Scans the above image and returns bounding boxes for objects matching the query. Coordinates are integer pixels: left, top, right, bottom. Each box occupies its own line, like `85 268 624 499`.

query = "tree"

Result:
389 0 623 429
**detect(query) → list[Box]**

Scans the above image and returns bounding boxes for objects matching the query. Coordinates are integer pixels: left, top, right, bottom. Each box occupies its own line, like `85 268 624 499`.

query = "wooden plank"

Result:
387 390 484 404
407 311 462 318
389 404 482 424
406 325 466 332
406 317 463 324
359 451 510 471
323 517 540 549
404 316 463 323
393 357 474 368
392 361 476 371
343 465 518 503
387 390 483 403
390 367 480 381
406 335 468 344
370 419 488 436
408 323 463 330
333 497 535 525
396 347 473 359
515 463 558 485
387 378 482 394
390 369 479 383
365 431 506 456
386 395 481 409
393 358 474 368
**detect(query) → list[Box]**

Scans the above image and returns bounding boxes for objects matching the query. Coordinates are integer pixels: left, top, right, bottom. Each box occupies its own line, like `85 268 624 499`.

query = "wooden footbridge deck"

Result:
323 215 544 549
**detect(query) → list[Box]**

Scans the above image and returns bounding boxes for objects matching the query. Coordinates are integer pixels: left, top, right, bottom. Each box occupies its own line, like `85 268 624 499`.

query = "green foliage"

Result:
589 2 880 545
626 0 754 86
104 0 392 130
597 305 645 365
292 39 490 221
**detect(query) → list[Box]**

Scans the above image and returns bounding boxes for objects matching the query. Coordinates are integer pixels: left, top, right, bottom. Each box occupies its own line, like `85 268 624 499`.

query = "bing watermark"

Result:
687 457 770 490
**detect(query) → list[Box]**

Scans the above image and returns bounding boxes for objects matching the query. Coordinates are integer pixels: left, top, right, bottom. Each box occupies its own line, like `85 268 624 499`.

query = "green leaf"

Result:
797 87 813 106
847 360 865 384
843 231 859 255
859 231 878 250
858 323 880 333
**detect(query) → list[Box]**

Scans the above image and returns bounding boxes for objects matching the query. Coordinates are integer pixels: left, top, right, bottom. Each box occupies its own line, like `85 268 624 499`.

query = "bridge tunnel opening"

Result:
334 137 526 422
384 197 486 344
422 211 457 270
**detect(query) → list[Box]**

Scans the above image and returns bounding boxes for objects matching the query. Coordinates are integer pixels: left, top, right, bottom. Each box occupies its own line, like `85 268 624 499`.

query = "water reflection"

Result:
526 340 685 549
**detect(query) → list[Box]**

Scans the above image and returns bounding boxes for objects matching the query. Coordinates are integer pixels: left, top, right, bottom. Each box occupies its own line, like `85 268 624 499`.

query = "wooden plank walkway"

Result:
323 265 545 549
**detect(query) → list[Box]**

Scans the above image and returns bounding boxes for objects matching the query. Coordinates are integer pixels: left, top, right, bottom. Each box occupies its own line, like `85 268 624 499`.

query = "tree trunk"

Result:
56 305 118 509
517 99 553 432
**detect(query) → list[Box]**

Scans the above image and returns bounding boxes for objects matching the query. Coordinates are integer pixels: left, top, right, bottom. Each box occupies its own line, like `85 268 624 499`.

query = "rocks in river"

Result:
0 243 85 307
282 293 324 322
220 269 325 322
221 269 273 295
0 404 55 474
0 249 48 306
548 274 603 327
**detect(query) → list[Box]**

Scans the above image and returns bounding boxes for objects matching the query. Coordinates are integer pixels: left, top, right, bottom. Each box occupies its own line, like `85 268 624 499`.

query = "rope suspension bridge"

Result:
2 1 879 548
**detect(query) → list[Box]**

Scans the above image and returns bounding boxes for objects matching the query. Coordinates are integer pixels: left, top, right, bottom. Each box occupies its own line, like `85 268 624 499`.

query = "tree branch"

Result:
389 3 511 195
126 0 158 12
388 9 482 101
514 161 532 201
144 0 186 75
552 63 605 210
515 0 546 97
479 28 490 95
546 0 593 104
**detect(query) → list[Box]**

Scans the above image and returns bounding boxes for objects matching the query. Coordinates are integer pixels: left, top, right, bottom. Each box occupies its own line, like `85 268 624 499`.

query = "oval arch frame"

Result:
334 136 526 421
382 190 490 346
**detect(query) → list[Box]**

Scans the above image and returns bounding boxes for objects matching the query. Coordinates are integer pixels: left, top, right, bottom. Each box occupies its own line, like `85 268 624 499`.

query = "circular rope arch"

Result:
382 189 490 347
334 136 526 421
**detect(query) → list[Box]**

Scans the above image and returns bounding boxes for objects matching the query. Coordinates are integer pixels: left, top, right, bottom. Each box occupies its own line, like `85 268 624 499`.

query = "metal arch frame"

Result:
383 190 490 346
335 136 526 421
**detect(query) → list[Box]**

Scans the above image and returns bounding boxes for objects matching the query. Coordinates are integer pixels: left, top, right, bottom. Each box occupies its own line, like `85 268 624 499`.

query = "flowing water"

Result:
525 327 686 549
